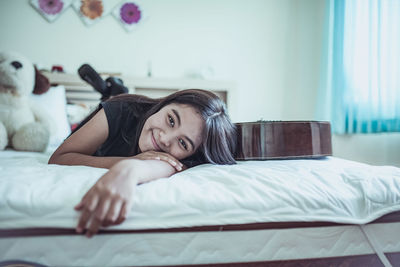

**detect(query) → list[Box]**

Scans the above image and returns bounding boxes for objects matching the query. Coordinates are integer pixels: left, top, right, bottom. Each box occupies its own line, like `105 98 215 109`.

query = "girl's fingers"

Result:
167 158 177 166
75 193 99 233
80 198 112 237
74 201 84 210
103 199 124 226
86 194 100 212
170 160 182 171
115 202 130 225
86 217 102 238
164 156 183 168
94 197 111 222
143 153 182 171
87 197 112 237
76 209 91 233
137 151 184 171
158 156 182 171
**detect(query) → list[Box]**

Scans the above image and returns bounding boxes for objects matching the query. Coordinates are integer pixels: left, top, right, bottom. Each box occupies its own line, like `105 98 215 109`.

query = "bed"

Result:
1 74 400 267
1 151 400 266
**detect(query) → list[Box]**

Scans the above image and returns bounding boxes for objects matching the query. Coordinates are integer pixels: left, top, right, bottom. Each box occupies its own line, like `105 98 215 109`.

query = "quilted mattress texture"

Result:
1 150 400 230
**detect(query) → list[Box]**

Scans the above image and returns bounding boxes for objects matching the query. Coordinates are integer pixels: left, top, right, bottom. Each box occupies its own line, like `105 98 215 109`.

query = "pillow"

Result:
66 103 91 125
30 85 71 148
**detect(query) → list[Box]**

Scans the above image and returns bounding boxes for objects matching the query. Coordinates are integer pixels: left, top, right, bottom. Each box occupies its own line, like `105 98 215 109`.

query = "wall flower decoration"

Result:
113 1 146 32
39 0 64 14
73 0 114 26
30 0 72 22
80 0 103 19
120 2 141 24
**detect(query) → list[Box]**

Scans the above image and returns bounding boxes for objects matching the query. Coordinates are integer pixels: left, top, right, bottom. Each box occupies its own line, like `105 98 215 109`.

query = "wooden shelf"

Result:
43 72 234 109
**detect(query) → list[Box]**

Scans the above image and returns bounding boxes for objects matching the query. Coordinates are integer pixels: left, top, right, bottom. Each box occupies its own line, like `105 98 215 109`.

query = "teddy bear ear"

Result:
33 66 50 95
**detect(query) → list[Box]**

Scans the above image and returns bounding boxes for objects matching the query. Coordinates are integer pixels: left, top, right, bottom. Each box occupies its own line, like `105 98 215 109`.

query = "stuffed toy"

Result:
0 51 52 152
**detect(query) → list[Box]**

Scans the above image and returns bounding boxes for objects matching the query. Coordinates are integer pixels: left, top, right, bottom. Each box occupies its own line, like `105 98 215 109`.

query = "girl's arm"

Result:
48 109 124 169
48 109 183 170
49 108 184 237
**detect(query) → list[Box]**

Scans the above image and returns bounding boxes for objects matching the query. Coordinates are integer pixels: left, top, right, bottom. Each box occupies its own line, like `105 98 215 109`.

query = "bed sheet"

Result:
1 150 400 231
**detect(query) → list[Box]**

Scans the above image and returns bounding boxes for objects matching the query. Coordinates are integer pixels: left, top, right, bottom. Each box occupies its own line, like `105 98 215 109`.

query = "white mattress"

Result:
1 222 400 266
1 150 400 266
1 150 400 231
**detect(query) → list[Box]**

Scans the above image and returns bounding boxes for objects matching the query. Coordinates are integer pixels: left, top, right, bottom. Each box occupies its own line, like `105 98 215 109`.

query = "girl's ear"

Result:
33 66 50 95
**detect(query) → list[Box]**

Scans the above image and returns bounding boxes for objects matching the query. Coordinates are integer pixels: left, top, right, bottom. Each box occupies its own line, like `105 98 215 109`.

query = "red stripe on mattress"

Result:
1 210 399 238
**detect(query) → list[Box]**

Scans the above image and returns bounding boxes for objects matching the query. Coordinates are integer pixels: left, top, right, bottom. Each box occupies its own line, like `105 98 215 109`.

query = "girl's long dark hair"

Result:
73 89 237 167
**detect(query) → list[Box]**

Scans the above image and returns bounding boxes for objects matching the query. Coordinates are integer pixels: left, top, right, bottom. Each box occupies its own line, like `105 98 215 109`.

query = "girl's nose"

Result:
159 131 171 147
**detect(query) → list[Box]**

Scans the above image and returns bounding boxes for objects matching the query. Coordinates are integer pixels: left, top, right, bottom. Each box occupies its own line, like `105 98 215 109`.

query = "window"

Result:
319 0 400 133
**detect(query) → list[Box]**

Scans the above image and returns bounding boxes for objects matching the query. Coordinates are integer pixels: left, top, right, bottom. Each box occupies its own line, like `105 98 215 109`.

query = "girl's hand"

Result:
132 151 184 171
74 161 138 238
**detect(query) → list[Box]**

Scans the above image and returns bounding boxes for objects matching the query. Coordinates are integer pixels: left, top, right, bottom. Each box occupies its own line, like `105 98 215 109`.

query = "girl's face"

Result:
138 103 205 160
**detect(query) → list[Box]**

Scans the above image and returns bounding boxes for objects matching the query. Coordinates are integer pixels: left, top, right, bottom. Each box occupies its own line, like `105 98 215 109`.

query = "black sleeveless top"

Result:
93 100 151 157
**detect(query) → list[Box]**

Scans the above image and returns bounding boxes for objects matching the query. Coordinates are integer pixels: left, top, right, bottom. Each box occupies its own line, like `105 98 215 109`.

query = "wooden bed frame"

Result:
42 71 234 110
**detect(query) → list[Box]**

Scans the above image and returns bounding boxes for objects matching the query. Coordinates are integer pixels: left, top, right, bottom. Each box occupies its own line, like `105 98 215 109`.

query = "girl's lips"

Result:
151 131 161 151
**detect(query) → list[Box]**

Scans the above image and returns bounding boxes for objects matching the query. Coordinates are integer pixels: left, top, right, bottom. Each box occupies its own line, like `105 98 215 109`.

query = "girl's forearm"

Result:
115 159 177 184
48 152 127 169
73 158 176 236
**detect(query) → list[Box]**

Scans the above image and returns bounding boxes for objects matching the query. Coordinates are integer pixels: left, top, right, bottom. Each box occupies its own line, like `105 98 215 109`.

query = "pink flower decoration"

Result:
120 2 141 25
38 0 64 15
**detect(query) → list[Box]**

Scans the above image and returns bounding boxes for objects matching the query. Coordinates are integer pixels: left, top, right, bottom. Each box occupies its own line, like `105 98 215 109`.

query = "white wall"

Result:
333 133 400 167
0 0 399 166
0 0 299 122
283 0 325 120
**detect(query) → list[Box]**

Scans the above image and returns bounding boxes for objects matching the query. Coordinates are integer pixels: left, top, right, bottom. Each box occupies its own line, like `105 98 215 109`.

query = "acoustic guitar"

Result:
234 121 332 160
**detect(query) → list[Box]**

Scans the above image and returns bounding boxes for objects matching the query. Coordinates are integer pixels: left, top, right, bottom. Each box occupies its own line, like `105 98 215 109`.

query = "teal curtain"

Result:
318 0 400 133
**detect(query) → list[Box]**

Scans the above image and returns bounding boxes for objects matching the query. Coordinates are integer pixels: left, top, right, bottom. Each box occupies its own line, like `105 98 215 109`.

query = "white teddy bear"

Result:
0 51 52 152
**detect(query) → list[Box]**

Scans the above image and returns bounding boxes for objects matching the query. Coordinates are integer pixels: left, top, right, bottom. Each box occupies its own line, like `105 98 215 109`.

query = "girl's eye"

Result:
168 115 175 127
179 138 188 150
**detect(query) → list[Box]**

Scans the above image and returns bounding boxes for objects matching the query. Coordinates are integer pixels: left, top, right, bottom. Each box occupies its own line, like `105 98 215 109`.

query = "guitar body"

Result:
234 121 332 160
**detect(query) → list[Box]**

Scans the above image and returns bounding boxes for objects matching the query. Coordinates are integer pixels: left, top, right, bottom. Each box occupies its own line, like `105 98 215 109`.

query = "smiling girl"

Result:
49 89 237 237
